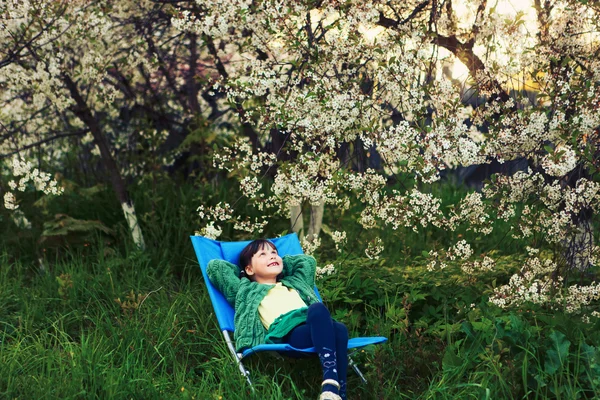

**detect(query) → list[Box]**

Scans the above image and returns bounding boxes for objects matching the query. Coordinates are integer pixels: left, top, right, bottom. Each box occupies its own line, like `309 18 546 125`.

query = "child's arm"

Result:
282 254 317 286
207 259 242 306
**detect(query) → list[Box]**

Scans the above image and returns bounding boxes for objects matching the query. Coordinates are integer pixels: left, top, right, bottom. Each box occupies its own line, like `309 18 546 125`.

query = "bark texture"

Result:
63 73 146 249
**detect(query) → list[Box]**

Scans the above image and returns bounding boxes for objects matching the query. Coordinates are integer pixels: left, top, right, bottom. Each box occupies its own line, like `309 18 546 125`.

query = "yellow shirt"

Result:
258 283 307 330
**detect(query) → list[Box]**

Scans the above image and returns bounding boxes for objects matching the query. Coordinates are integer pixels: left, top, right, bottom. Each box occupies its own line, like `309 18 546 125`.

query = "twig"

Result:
138 286 164 310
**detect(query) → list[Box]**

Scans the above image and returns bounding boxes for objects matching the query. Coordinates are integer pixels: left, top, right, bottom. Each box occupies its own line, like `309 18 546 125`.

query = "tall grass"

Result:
2 179 599 399
0 249 404 399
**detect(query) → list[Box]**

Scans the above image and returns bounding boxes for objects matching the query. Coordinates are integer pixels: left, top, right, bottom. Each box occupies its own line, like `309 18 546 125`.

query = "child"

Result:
207 239 349 400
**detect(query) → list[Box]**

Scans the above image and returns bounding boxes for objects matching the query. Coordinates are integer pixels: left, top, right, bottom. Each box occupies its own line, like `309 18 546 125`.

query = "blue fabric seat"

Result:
190 233 387 386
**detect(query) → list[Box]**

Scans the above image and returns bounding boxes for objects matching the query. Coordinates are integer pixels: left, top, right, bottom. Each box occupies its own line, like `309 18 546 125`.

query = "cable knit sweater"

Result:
207 254 320 352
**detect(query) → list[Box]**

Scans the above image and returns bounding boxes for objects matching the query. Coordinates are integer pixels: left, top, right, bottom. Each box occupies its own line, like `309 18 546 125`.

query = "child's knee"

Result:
307 302 330 322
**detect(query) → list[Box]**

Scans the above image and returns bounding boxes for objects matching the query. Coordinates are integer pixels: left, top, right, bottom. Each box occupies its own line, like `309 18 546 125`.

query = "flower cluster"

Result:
449 191 492 234
541 144 578 177
197 202 233 222
491 251 600 316
331 230 347 252
195 202 233 239
171 1 253 39
234 216 269 234
316 263 336 279
3 192 18 210
365 238 384 260
301 235 321 256
375 121 421 171
446 240 474 261
490 255 559 308
426 251 447 272
461 256 495 275
9 157 62 195
197 222 222 240
3 156 64 211
564 282 600 314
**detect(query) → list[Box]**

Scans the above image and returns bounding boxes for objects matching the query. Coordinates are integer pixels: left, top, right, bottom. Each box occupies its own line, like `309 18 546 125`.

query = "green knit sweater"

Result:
207 254 320 352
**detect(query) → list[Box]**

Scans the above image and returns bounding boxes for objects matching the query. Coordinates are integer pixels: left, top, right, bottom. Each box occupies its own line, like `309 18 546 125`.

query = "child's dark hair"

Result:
238 239 278 278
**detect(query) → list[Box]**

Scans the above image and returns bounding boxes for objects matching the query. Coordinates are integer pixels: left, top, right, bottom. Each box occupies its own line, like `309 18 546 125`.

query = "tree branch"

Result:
0 130 88 159
472 0 488 36
378 1 430 28
0 4 68 69
432 33 510 101
204 34 261 151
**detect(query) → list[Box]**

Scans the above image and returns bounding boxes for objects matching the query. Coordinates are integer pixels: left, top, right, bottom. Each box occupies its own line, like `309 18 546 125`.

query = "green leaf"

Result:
534 374 547 388
461 321 476 339
40 214 114 245
442 345 463 371
544 330 570 375
78 184 106 199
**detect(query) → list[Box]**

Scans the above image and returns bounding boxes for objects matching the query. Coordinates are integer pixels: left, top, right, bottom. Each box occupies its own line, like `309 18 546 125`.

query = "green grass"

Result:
3 246 598 399
0 250 404 399
2 179 600 399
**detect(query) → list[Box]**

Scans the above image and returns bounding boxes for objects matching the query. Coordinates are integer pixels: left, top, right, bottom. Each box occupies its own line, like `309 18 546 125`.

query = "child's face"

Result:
244 243 283 284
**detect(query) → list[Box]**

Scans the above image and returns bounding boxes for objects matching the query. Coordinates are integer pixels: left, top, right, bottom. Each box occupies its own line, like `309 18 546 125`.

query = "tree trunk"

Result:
563 218 594 272
290 203 304 239
187 33 201 114
290 201 324 243
63 73 146 249
307 201 324 242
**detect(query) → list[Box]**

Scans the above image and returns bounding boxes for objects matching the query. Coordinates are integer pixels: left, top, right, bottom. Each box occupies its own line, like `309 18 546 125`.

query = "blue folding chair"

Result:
190 233 387 387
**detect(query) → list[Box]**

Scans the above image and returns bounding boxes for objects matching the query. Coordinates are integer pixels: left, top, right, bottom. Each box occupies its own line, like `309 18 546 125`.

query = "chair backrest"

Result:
190 233 319 332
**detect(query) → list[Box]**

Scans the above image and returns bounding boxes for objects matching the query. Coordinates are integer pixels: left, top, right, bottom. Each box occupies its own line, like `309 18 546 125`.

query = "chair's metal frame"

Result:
222 328 370 389
223 330 254 387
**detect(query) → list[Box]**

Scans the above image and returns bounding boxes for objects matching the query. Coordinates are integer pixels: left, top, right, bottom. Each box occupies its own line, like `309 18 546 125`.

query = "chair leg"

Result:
223 330 254 390
348 355 368 384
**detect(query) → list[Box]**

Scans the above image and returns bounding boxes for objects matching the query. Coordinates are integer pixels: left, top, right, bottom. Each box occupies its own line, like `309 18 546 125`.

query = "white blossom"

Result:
3 192 18 210
316 263 336 279
541 144 577 177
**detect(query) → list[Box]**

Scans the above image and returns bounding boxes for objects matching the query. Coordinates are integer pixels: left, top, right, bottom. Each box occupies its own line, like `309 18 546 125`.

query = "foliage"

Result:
2 0 600 397
40 214 114 245
315 249 600 399
172 0 600 314
0 179 599 398
3 0 600 310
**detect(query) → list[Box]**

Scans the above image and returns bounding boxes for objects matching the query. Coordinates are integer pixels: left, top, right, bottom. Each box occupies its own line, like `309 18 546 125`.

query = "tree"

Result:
174 0 600 314
0 0 228 248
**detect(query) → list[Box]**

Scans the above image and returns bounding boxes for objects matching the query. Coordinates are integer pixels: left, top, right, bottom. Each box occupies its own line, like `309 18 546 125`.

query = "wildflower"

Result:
316 264 335 279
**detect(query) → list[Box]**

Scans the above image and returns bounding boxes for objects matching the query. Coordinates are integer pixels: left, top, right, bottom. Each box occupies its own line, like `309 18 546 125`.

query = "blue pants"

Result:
286 303 349 398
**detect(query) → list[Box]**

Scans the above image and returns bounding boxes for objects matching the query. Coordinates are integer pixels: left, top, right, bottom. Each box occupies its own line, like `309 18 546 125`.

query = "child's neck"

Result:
255 277 278 284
